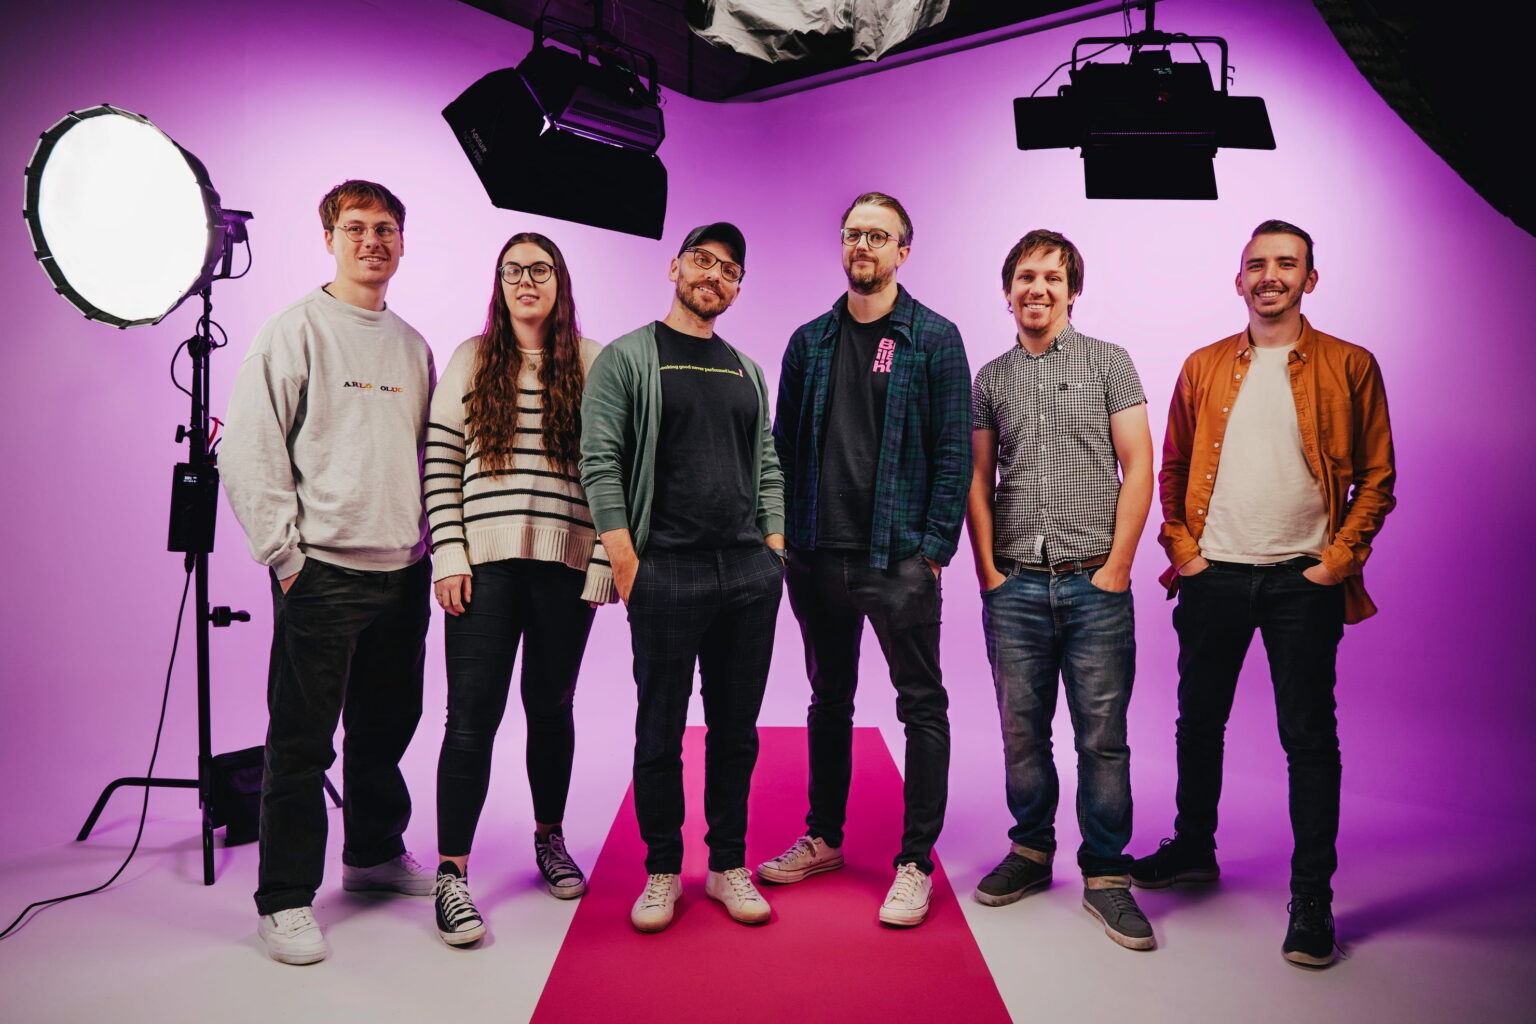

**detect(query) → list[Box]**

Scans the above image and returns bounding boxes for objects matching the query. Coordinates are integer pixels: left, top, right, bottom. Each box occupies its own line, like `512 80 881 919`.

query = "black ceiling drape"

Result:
1313 0 1535 236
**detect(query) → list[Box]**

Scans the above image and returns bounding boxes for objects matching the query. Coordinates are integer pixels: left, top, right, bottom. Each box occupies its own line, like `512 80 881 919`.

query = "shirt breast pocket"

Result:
1054 378 1102 415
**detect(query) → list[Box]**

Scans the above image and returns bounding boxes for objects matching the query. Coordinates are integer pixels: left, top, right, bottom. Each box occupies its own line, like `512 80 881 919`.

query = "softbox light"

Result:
444 19 668 239
23 105 237 328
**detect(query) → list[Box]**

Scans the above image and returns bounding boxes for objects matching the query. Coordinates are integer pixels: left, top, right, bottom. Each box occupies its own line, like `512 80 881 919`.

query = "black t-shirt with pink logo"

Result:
816 312 893 550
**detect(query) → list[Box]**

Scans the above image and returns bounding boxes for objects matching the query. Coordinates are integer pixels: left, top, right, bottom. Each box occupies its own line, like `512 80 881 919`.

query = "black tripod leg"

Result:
322 774 343 809
77 777 198 841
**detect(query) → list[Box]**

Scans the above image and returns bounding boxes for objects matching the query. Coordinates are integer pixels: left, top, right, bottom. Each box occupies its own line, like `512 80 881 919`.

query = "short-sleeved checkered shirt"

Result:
972 324 1146 564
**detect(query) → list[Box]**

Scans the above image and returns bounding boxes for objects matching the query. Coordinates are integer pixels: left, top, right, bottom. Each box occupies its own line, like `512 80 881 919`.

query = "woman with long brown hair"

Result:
423 232 612 946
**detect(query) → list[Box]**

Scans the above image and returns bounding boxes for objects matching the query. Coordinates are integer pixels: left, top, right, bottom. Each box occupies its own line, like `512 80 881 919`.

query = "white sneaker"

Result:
705 867 772 924
756 834 845 884
631 873 683 933
879 863 933 926
258 907 329 964
342 851 434 896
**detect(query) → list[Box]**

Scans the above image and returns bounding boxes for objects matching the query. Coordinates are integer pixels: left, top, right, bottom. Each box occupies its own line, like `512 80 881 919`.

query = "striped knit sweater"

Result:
424 335 614 603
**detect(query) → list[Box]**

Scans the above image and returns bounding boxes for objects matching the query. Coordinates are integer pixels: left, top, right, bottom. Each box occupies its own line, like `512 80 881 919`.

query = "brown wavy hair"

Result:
465 233 584 476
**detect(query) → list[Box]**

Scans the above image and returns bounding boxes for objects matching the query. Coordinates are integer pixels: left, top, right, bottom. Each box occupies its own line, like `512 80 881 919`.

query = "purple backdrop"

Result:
2 0 1532 864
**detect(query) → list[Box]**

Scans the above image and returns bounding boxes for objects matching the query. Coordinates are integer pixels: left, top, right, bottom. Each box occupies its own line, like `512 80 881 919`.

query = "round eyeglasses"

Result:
332 223 400 243
681 247 744 283
840 227 896 249
499 261 555 284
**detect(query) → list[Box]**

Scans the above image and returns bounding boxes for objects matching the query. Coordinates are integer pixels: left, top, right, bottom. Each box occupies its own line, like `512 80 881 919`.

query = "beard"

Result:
845 257 893 296
676 279 728 321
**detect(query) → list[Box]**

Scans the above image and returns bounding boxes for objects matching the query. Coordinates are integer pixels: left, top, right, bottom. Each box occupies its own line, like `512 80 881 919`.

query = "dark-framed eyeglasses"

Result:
331 223 400 243
499 261 555 284
840 227 897 249
681 247 744 283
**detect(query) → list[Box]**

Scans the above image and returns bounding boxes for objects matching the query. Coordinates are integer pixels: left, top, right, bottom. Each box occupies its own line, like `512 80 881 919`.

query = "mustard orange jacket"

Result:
1157 317 1396 624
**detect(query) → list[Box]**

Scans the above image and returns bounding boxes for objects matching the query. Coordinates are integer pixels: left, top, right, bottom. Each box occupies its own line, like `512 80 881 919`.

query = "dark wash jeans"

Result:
255 556 429 916
437 558 597 857
981 565 1136 876
1172 558 1345 899
628 545 783 874
785 548 948 874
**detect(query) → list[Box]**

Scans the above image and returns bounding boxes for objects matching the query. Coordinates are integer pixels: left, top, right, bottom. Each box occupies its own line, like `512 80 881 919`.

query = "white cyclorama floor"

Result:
1 727 1529 1024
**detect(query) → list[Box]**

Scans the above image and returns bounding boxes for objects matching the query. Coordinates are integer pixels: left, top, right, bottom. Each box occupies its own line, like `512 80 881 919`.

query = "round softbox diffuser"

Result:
24 104 226 328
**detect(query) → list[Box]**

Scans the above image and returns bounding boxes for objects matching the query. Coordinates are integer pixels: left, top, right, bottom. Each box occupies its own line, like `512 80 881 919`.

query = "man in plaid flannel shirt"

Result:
761 192 971 927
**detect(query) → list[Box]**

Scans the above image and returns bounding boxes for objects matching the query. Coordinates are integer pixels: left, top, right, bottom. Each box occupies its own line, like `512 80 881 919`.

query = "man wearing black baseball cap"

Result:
580 223 786 932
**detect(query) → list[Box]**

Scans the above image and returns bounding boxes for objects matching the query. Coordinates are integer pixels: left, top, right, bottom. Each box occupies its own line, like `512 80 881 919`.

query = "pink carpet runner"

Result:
532 725 1009 1022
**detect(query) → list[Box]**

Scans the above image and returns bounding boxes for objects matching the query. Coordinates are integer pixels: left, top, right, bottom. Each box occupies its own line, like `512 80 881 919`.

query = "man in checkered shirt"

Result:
966 229 1156 950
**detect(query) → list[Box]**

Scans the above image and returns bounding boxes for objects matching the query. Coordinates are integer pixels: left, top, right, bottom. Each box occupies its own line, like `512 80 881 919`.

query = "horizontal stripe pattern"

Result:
424 336 614 603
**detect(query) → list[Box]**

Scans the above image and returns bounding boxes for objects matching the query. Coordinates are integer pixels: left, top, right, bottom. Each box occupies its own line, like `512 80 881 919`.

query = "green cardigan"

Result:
578 322 785 554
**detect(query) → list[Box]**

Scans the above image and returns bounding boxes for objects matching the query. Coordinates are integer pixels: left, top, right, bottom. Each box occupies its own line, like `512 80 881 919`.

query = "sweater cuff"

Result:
581 562 616 604
431 545 472 582
271 549 306 581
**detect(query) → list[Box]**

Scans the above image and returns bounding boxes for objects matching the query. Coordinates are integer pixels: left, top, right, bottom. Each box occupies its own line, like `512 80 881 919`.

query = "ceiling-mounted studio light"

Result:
1014 4 1275 200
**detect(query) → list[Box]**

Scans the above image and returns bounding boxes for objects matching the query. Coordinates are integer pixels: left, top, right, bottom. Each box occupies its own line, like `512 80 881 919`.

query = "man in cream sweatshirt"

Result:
222 180 435 965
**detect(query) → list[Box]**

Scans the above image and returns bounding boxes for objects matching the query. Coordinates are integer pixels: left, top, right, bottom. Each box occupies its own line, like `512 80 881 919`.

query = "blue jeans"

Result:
981 566 1135 877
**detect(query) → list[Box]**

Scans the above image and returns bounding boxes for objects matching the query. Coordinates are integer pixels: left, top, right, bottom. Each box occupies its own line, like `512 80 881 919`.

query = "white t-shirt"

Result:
1200 344 1328 564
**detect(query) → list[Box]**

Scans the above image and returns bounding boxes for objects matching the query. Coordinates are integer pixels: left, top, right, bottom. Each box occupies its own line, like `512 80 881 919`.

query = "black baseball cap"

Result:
679 222 746 266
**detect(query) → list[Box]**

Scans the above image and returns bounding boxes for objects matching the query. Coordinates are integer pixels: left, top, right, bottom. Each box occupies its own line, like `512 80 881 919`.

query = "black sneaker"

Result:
1283 895 1338 968
434 862 486 946
1129 836 1220 889
535 829 588 899
1082 886 1156 950
974 852 1051 906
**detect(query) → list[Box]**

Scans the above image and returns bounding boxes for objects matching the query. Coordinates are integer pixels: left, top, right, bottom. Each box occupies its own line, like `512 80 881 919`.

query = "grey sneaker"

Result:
974 851 1051 906
757 834 845 884
1082 886 1156 950
342 851 434 896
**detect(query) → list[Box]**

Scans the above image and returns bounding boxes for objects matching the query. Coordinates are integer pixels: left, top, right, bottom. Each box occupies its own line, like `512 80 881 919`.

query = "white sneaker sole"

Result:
1082 897 1156 950
546 878 588 899
756 855 845 884
439 921 487 946
878 899 930 927
259 931 329 965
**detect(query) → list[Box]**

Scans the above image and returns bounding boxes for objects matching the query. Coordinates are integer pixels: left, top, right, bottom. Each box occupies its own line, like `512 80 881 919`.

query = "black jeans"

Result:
628 545 783 874
785 548 948 874
255 556 430 915
1172 558 1345 899
437 559 597 856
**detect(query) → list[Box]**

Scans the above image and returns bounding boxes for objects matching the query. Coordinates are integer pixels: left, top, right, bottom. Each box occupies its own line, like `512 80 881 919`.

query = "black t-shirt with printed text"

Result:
816 312 893 550
648 320 761 550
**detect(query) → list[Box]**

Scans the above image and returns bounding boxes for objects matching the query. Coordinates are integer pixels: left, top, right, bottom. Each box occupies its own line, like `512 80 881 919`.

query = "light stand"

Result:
70 215 342 884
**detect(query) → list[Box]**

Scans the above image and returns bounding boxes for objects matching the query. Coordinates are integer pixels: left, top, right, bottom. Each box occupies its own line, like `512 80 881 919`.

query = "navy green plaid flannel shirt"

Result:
773 285 972 570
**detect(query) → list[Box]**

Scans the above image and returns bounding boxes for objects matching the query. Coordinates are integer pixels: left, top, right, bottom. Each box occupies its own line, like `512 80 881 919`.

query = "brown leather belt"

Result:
1006 553 1110 576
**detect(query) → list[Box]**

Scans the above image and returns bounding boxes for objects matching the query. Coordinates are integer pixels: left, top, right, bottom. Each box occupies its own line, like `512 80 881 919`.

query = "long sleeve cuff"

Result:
431 545 472 582
581 561 616 604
